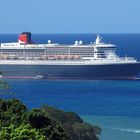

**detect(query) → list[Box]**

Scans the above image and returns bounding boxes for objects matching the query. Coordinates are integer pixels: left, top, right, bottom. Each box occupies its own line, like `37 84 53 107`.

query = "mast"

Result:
95 34 101 44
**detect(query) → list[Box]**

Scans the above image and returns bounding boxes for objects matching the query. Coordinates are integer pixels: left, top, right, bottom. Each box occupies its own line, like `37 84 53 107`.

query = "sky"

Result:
0 0 140 33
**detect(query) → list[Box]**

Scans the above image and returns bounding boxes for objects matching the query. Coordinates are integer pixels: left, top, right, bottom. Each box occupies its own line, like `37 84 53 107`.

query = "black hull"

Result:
0 63 140 79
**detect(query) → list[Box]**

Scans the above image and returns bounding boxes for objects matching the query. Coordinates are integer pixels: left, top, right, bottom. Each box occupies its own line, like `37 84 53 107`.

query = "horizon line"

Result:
0 32 140 35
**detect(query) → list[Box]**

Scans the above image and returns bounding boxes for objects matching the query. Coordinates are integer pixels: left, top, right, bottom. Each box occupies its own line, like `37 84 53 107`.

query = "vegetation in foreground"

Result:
0 98 101 140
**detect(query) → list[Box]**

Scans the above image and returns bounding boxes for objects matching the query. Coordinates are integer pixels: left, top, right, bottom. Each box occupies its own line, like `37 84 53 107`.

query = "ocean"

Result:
0 34 140 140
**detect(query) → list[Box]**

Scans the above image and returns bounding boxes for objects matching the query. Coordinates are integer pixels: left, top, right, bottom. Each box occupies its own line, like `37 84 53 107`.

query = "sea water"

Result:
0 34 140 140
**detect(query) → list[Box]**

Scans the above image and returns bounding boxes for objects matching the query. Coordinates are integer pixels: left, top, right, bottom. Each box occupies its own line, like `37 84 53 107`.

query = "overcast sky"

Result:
0 0 140 33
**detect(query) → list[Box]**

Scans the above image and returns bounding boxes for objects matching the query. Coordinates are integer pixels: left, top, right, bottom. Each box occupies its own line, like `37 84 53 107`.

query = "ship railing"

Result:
0 57 137 64
0 59 88 64
116 57 136 62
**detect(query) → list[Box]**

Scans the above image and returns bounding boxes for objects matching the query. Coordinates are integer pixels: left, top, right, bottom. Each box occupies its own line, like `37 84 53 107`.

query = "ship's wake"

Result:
107 127 140 134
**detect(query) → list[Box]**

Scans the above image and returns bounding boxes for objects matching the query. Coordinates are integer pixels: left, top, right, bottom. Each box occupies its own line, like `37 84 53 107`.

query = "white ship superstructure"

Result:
0 32 139 79
0 33 136 63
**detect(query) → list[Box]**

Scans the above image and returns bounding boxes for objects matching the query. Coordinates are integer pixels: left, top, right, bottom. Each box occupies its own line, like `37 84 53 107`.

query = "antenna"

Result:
95 34 101 44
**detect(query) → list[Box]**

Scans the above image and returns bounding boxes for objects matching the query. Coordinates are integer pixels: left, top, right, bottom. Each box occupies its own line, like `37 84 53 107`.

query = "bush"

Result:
0 124 47 140
0 98 68 140
0 98 101 140
42 105 101 140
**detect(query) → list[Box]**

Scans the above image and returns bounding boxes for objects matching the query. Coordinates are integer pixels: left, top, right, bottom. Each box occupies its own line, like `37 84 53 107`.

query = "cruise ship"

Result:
0 32 140 79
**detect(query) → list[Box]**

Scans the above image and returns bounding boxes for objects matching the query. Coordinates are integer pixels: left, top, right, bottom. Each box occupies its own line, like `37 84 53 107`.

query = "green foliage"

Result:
22 109 68 140
0 80 101 140
0 80 12 94
42 105 83 124
23 109 51 128
42 105 101 140
0 98 68 140
0 80 10 89
0 98 27 127
0 98 101 140
0 124 47 140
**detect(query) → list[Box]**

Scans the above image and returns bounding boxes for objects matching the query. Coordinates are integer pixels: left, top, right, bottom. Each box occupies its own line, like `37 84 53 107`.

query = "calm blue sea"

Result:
0 34 140 140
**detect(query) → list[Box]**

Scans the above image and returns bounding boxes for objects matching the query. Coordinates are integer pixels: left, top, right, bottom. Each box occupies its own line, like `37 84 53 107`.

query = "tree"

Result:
23 109 51 129
23 109 68 140
0 124 47 140
0 98 100 140
0 80 11 95
42 105 101 140
0 99 68 140
0 98 27 127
